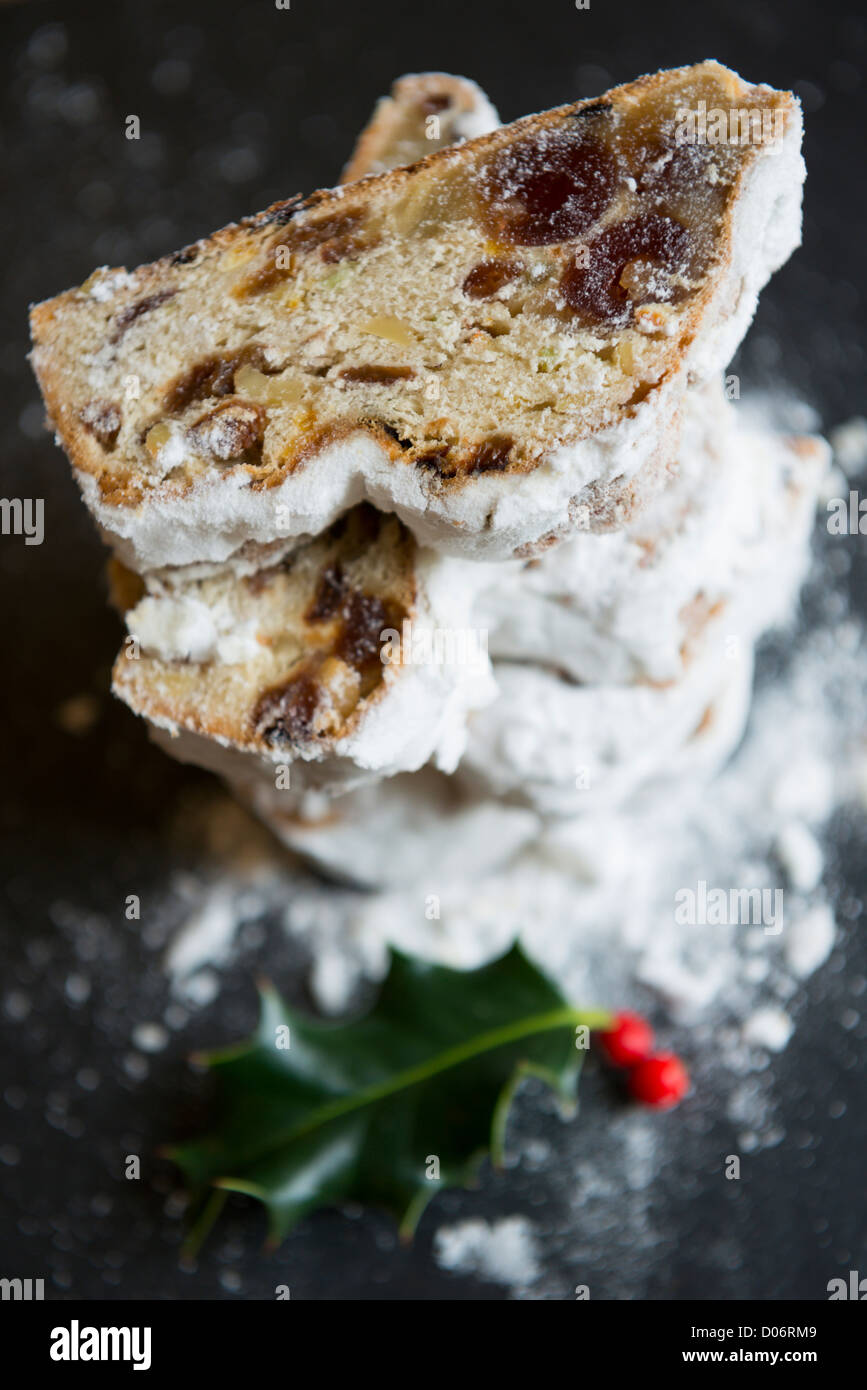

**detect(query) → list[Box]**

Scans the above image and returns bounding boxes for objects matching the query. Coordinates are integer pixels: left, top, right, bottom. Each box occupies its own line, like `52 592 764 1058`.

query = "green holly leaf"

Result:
167 944 611 1248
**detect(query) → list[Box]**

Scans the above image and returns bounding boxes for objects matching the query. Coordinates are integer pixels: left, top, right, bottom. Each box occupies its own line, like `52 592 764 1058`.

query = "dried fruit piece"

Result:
109 290 176 344
234 364 304 408
479 123 618 246
339 365 415 385
79 399 122 448
359 314 415 347
560 215 692 327
144 421 173 457
239 209 369 297
464 434 513 472
189 399 267 460
254 669 321 745
163 345 276 414
462 258 522 299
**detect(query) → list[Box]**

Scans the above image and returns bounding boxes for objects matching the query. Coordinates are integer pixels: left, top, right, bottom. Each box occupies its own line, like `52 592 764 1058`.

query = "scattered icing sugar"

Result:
131 1022 169 1053
742 1006 794 1051
774 822 824 892
433 1216 540 1288
783 904 836 980
829 416 867 478
85 268 135 302
163 887 242 992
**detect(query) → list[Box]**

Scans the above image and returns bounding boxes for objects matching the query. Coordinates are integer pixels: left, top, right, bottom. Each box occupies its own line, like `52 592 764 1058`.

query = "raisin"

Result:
251 579 400 747
320 232 367 264
635 136 712 200
189 399 267 460
336 590 391 675
480 125 617 246
339 365 415 385
165 356 233 411
306 564 346 622
464 434 514 473
306 562 395 677
293 210 366 253
462 259 522 299
415 450 456 477
163 345 274 413
80 399 122 448
253 670 321 747
560 214 692 326
109 290 176 344
241 209 367 295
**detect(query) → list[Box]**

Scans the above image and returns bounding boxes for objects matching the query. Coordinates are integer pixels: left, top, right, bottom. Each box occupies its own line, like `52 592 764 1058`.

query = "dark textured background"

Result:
0 0 865 1300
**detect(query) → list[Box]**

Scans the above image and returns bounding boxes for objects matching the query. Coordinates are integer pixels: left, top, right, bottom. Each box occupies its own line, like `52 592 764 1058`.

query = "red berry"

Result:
628 1053 690 1109
598 1011 655 1068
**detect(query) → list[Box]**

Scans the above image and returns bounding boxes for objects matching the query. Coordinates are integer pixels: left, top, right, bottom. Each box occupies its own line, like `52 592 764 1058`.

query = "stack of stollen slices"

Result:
29 64 829 886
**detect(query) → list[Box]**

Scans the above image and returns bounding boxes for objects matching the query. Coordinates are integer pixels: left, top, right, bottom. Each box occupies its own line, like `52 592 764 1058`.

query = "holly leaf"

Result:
167 944 610 1247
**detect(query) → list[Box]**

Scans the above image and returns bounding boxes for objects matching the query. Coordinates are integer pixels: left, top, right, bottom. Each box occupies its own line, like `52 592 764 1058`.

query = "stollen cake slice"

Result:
342 72 500 181
30 62 803 573
111 504 496 800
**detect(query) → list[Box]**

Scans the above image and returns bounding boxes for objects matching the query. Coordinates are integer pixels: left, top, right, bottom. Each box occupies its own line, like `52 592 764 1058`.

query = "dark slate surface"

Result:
0 0 865 1300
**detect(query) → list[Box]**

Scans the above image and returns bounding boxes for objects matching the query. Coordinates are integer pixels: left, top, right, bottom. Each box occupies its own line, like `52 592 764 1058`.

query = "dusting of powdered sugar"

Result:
433 1216 541 1290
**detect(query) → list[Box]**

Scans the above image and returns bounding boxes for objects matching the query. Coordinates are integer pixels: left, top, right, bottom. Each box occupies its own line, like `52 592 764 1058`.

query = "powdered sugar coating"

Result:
480 393 830 683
